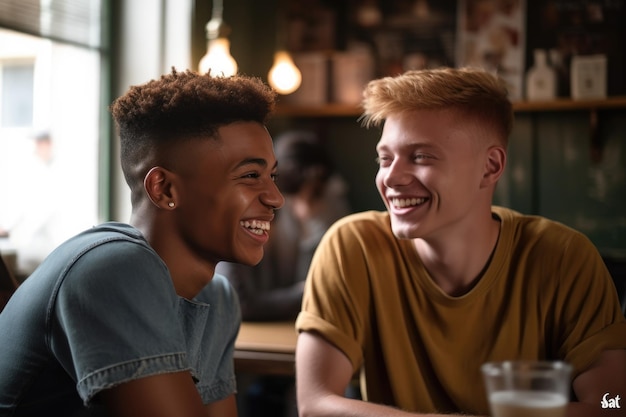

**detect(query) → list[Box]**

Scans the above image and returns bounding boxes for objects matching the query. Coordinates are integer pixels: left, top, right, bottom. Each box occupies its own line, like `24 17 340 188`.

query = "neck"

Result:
131 210 215 300
414 215 501 297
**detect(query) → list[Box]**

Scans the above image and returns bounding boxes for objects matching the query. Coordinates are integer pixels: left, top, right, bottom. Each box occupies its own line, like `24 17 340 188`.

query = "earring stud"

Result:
168 202 175 208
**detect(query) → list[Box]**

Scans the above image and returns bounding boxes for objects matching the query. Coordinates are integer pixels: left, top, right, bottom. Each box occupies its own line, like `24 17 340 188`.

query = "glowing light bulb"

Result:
268 51 302 95
199 38 237 77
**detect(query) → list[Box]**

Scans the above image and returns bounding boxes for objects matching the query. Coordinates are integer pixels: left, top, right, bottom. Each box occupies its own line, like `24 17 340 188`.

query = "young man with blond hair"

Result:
295 67 626 417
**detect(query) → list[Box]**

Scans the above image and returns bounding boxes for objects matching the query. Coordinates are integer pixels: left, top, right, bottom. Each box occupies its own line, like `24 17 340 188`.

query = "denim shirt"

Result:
0 223 240 416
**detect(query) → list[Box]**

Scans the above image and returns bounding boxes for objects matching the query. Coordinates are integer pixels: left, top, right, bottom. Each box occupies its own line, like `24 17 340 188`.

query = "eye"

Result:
242 172 260 179
376 155 392 167
271 172 279 182
413 153 433 163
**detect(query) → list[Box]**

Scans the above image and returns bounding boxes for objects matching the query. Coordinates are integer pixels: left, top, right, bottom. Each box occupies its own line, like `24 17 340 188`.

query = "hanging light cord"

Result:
207 0 227 40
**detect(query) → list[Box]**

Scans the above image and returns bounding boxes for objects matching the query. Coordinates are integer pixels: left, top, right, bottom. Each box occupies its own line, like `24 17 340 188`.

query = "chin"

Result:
249 256 264 266
390 221 420 240
236 250 265 266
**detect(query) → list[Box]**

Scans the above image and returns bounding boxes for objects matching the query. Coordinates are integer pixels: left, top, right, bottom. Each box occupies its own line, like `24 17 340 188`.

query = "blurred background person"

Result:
0 131 63 278
216 130 351 417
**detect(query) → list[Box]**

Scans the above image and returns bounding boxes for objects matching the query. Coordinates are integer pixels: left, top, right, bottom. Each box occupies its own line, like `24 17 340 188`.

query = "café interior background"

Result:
0 0 625 278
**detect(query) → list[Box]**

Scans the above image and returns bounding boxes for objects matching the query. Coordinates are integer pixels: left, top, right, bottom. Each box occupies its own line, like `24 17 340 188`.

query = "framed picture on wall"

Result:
456 0 526 100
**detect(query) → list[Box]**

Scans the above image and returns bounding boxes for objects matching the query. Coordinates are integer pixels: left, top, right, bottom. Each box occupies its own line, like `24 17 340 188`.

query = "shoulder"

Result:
493 206 602 268
316 211 393 253
60 222 155 260
328 210 391 236
330 210 394 241
28 222 164 288
68 223 165 276
312 211 407 274
80 222 147 242
494 206 591 246
52 223 172 302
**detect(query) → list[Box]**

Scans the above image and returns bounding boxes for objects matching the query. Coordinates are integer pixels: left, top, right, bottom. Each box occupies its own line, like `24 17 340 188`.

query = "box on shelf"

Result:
281 52 328 106
570 54 607 100
331 49 375 104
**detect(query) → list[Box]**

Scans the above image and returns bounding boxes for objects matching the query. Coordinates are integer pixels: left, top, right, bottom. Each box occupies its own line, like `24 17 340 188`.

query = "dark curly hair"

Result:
110 69 277 195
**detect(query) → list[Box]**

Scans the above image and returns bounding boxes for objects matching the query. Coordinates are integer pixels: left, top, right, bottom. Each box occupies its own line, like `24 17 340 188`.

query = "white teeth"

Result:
240 220 271 235
391 197 426 208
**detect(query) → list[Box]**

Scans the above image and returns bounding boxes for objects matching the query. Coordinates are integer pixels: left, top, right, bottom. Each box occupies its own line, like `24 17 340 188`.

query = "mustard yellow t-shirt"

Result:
296 206 626 415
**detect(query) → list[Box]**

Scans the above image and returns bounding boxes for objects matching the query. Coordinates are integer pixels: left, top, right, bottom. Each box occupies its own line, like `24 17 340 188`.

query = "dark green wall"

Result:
497 111 626 258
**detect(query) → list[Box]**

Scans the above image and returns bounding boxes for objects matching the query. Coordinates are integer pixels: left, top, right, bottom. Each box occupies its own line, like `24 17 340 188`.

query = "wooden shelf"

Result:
513 96 626 112
275 103 362 118
274 96 626 118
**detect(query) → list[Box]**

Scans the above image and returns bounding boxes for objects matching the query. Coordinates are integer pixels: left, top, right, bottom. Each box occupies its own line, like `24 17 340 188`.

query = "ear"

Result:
143 166 177 209
481 145 506 188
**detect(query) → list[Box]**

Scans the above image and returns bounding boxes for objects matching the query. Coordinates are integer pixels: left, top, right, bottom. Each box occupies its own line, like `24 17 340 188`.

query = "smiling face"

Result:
170 121 284 266
375 109 503 242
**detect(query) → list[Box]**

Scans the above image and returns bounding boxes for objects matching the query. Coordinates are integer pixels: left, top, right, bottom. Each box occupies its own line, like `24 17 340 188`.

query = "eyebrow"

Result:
376 142 440 153
234 157 278 170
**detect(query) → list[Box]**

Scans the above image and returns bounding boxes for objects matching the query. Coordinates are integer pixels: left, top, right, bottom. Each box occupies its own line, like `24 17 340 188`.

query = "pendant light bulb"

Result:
199 38 238 77
268 51 302 95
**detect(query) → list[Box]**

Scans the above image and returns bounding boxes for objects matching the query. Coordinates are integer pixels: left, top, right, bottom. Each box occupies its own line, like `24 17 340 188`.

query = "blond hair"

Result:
361 67 513 146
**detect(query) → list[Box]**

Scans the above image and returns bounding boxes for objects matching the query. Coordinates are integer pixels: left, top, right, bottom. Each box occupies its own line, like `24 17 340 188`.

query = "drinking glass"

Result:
481 360 572 417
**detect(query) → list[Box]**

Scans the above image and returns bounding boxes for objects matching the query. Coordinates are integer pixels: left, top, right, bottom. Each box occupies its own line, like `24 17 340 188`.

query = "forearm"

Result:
569 349 626 417
299 394 486 417
297 333 487 417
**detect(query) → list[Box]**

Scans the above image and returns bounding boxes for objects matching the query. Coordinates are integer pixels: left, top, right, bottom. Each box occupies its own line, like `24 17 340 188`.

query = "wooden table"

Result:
234 321 298 376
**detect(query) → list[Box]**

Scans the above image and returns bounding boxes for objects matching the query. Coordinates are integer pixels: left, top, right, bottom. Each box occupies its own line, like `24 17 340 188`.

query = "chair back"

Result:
0 255 18 312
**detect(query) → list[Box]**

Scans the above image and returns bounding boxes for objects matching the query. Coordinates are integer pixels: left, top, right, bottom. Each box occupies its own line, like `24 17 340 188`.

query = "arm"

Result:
295 332 484 417
100 372 238 417
204 393 238 417
99 371 209 417
567 349 626 417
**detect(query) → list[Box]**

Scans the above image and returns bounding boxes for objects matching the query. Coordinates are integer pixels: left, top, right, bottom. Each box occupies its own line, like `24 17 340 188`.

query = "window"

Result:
0 28 101 279
1 62 34 127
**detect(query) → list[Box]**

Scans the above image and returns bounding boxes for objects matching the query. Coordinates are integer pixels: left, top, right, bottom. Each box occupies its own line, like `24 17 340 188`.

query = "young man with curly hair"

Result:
0 70 284 417
295 67 626 417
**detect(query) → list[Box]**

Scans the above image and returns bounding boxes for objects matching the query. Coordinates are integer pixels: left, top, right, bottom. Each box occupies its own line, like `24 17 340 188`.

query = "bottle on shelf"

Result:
548 48 570 97
525 49 557 101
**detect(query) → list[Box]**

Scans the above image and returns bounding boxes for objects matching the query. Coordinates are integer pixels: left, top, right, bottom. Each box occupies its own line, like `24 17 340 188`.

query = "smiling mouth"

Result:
240 220 271 235
391 197 428 208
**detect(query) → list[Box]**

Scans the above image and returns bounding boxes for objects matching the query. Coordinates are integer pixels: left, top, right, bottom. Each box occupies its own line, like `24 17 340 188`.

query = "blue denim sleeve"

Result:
49 239 188 404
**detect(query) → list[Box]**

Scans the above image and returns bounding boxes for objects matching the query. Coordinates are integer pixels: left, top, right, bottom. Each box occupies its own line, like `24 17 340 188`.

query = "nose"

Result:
380 159 414 189
262 180 285 211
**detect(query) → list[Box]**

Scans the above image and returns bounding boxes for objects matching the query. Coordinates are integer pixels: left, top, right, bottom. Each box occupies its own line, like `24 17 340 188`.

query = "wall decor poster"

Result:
456 0 526 100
